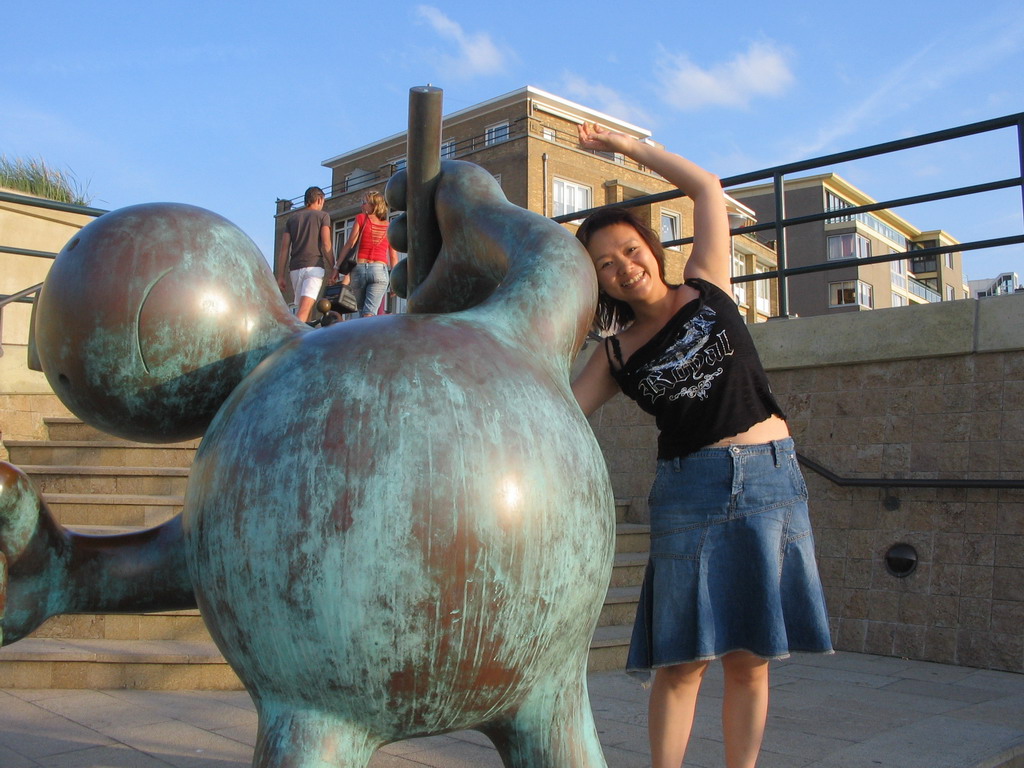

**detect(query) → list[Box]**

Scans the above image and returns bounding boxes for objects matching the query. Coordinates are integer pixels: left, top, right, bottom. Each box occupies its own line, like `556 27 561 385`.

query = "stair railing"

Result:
0 191 104 357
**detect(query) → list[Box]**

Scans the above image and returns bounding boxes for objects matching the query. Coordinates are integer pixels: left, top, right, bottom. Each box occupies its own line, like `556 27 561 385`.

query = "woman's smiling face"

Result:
586 221 665 304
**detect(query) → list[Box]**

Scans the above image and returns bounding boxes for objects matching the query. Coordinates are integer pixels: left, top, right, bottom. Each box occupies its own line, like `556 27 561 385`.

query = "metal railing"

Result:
284 114 658 209
907 276 942 303
555 111 1024 318
797 453 1024 490
0 192 105 356
285 116 551 208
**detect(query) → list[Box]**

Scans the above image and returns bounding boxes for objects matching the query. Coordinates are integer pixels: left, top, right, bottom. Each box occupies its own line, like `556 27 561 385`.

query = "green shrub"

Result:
0 155 91 206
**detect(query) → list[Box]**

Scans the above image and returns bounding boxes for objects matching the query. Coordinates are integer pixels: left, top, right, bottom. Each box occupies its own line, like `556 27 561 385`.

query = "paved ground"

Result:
0 651 1021 767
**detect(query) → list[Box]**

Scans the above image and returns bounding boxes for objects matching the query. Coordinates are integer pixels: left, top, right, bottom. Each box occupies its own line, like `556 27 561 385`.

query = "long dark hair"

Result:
575 207 667 334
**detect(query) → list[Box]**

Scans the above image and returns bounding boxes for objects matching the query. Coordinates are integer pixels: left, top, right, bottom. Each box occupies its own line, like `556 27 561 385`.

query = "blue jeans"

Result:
627 438 832 676
349 262 389 316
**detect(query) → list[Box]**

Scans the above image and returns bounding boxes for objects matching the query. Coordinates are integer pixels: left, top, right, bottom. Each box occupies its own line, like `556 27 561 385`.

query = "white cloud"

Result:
656 40 794 111
558 74 656 128
415 5 506 79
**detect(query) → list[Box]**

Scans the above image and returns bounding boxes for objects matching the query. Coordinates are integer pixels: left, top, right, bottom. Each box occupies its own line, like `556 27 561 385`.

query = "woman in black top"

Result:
572 123 831 768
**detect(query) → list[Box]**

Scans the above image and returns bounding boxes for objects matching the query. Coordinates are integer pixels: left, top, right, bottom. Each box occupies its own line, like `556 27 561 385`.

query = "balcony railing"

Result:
285 116 556 208
908 276 942 303
282 114 662 209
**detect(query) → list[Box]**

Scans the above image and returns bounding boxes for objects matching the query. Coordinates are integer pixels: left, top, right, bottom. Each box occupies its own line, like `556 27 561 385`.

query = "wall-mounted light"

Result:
885 543 918 578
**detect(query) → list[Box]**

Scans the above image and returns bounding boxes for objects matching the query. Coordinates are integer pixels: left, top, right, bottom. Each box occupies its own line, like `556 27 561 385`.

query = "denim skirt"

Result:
626 438 833 677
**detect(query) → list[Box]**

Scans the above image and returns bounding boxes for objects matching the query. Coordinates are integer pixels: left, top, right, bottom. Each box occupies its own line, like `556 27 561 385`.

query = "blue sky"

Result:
2 1 1022 282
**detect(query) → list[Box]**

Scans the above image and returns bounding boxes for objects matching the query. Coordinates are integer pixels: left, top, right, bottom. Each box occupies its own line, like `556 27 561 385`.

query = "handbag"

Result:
322 282 359 314
336 217 366 275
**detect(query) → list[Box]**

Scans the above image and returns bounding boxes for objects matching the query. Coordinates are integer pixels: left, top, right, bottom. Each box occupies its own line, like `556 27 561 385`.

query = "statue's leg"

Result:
253 704 377 768
484 670 608 768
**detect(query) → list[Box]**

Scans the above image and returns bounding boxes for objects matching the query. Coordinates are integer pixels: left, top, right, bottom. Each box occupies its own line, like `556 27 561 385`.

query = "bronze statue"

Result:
0 88 615 767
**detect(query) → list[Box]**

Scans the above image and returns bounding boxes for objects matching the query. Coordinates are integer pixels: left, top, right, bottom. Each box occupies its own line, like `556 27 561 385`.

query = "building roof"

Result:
967 272 1021 295
321 85 653 169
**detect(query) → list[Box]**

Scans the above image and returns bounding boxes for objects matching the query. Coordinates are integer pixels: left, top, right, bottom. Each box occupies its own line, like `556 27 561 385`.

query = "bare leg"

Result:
295 295 317 323
648 661 708 768
720 652 769 768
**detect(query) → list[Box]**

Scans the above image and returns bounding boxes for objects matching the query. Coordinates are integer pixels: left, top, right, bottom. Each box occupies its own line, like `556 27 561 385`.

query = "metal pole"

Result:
772 172 790 318
405 86 444 294
1017 117 1024 233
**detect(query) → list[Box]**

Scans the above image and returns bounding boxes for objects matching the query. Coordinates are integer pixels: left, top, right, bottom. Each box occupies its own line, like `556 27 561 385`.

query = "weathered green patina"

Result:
33 202 302 443
0 89 616 767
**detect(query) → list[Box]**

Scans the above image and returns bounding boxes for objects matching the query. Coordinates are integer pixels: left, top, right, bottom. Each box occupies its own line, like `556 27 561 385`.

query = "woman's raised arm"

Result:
577 123 731 291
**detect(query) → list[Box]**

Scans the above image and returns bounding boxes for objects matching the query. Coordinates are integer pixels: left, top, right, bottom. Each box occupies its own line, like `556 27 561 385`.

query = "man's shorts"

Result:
290 266 325 302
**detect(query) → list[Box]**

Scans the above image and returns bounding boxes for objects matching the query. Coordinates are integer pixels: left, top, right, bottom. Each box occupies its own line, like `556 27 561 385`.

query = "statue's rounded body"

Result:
184 313 615 738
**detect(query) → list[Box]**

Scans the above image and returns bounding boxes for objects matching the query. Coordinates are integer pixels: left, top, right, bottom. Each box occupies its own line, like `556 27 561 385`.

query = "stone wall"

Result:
0 191 92 457
0 393 72 460
584 292 1024 672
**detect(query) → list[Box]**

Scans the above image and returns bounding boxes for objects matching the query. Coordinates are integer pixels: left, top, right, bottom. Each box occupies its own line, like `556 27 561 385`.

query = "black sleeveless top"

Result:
607 278 785 459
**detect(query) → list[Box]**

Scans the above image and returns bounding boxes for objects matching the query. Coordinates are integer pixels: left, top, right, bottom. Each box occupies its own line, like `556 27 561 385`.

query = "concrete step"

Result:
610 550 647 587
31 610 209 643
17 465 190 496
588 624 633 673
32 603 640 644
6 440 199 468
41 492 184 527
0 638 241 690
0 626 634 689
598 586 641 627
24 563 640 642
614 499 630 524
43 417 201 446
614 522 651 553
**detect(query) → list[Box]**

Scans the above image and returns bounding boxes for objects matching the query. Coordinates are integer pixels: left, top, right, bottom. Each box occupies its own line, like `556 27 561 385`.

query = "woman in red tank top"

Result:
332 191 398 317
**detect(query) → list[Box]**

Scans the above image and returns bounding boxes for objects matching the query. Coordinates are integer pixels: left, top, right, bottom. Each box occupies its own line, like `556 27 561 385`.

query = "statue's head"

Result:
34 203 302 442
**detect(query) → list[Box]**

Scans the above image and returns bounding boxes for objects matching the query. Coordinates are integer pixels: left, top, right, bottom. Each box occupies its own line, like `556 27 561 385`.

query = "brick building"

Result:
275 85 779 322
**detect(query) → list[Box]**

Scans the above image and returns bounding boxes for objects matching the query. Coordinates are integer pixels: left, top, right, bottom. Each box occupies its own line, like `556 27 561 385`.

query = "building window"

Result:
910 240 938 274
661 211 681 247
911 254 937 273
334 217 356 255
891 257 907 290
593 149 623 164
945 284 956 301
827 233 871 261
891 292 908 307
945 252 954 269
441 140 456 159
829 280 873 308
552 178 591 217
732 254 746 306
755 266 771 315
345 168 376 192
542 127 556 142
485 121 510 146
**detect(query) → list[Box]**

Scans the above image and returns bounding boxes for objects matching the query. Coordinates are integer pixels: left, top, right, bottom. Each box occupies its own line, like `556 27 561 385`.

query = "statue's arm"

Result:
387 161 598 362
0 461 195 645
